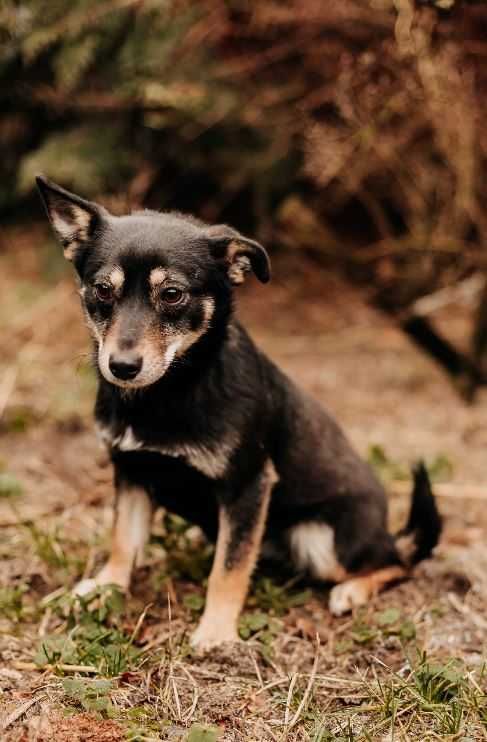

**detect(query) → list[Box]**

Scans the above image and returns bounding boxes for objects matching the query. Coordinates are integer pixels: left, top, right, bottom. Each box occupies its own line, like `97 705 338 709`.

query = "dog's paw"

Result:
190 622 240 653
329 580 369 616
73 578 101 597
73 567 129 598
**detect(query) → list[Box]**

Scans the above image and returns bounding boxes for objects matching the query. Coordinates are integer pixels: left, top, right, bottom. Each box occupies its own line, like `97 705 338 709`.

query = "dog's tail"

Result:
394 462 442 567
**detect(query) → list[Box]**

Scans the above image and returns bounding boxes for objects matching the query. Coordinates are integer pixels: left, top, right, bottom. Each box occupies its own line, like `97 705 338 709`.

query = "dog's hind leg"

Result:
328 464 440 616
74 483 153 596
191 461 276 651
288 521 406 616
328 565 407 616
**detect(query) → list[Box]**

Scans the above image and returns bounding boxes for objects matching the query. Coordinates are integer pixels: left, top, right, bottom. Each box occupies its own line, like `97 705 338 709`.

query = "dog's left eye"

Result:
161 287 185 305
94 282 114 303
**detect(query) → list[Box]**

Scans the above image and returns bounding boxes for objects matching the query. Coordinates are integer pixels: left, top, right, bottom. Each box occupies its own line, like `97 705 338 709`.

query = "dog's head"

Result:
36 176 270 389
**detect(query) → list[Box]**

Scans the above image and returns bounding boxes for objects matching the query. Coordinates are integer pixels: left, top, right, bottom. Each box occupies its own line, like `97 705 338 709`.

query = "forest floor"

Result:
1 225 487 741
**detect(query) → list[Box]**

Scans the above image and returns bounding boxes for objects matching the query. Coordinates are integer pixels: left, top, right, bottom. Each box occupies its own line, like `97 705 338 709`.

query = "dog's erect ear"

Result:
206 225 271 285
36 175 107 261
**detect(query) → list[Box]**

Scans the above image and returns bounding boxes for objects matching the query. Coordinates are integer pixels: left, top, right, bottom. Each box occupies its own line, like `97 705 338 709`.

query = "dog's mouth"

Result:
101 368 166 390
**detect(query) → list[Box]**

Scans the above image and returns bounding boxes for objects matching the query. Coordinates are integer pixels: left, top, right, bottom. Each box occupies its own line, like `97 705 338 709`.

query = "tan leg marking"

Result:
329 565 407 616
74 485 153 596
191 463 276 651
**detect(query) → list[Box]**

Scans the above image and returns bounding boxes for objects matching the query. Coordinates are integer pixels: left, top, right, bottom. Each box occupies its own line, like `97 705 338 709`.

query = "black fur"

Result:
36 175 442 591
395 462 443 566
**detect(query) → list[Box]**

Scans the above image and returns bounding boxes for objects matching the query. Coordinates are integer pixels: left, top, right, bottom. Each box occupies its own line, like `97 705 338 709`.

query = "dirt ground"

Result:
1 226 487 741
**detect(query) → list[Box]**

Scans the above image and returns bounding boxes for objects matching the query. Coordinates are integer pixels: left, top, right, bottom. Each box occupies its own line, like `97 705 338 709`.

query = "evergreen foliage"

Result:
2 0 487 311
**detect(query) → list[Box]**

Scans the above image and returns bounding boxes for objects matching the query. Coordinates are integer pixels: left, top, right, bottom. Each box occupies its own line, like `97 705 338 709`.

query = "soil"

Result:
1 228 487 740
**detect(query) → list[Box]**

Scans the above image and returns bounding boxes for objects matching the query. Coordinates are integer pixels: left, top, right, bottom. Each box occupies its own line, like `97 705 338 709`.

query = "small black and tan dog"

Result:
36 175 441 650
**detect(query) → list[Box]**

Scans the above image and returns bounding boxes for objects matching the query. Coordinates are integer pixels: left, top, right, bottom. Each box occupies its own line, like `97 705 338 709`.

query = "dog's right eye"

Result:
94 282 114 304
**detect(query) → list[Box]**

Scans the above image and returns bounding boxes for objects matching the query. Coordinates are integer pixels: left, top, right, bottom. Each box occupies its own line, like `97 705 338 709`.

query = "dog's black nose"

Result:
109 354 142 381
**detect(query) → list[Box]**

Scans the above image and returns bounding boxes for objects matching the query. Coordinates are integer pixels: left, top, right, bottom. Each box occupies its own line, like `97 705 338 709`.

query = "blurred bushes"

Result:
2 0 487 310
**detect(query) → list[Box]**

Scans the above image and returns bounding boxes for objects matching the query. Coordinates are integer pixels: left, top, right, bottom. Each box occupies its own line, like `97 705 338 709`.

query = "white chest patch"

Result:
97 424 238 479
113 426 144 452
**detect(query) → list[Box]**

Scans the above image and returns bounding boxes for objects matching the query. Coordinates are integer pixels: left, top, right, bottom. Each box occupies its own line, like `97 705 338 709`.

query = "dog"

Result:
36 175 442 650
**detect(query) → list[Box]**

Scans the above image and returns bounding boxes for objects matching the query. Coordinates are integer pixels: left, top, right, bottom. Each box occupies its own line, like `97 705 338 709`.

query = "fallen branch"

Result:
411 273 485 317
401 315 484 385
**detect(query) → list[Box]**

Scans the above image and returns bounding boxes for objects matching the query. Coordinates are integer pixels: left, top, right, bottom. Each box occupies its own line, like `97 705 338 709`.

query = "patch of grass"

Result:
22 520 85 579
427 453 454 483
238 610 281 658
368 444 409 482
310 720 358 741
34 586 142 676
151 513 214 584
123 706 169 741
322 650 487 739
249 576 312 616
336 608 416 655
375 607 416 641
413 653 466 705
61 677 114 716
0 405 39 434
186 724 220 742
183 592 205 614
368 444 454 484
0 584 28 622
0 471 23 498
26 521 71 570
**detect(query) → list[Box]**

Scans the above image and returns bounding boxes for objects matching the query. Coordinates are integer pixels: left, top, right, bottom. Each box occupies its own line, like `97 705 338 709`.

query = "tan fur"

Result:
108 266 125 291
149 267 168 288
191 462 277 650
73 485 153 596
52 207 91 260
154 434 239 479
99 423 239 479
63 241 80 260
226 241 251 285
97 298 215 389
163 297 215 361
329 565 407 616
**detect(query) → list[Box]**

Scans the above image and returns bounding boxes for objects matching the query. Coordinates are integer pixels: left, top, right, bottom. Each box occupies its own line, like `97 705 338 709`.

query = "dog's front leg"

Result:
191 461 276 651
74 482 153 596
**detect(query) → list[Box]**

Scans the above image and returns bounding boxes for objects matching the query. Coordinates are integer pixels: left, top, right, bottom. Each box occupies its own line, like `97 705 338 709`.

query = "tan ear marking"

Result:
51 205 93 260
227 254 251 285
208 230 270 285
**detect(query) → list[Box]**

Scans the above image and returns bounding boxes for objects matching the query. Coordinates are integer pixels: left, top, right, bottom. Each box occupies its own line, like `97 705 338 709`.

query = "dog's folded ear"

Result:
206 225 271 285
36 175 107 261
